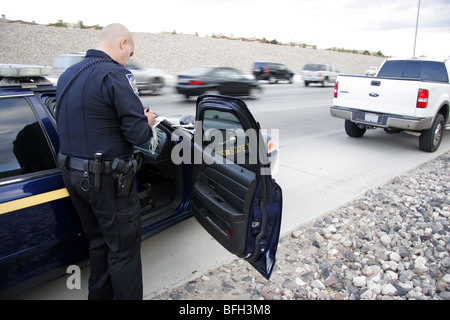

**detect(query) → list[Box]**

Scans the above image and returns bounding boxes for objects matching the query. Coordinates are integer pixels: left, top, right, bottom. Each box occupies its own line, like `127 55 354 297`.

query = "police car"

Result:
0 64 282 298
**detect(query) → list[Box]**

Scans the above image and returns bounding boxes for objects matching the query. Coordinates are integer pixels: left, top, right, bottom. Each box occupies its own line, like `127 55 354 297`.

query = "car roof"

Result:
254 62 283 66
385 57 446 62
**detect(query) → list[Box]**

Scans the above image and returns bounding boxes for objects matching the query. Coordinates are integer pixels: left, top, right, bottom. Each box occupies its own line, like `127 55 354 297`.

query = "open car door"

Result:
190 95 282 279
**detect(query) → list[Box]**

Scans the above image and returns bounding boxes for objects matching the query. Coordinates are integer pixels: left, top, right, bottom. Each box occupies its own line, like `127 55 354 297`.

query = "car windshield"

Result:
303 64 326 71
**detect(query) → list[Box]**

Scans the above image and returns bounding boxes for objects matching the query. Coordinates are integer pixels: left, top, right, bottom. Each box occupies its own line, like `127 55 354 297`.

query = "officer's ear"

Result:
119 38 128 50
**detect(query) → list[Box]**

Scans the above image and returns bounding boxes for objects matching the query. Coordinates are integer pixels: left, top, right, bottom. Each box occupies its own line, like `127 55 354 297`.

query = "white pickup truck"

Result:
330 58 450 152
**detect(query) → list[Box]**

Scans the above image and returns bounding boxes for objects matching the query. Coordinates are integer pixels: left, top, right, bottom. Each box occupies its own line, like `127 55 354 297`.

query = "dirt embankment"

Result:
0 22 385 75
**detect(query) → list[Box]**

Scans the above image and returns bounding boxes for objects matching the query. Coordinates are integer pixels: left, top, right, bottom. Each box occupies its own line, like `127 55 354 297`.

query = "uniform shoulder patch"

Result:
126 73 139 96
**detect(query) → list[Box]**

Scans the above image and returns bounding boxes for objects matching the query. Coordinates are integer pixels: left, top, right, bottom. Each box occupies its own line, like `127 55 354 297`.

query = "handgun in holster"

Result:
112 157 138 197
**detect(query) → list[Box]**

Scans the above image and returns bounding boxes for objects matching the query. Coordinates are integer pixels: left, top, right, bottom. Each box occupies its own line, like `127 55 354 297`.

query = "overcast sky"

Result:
2 0 450 58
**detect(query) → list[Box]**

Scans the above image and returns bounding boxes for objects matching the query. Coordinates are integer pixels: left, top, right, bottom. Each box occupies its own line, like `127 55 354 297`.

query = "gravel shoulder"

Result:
152 151 450 300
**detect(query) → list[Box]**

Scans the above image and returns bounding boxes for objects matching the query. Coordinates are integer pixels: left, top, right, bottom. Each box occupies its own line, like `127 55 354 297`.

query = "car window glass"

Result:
403 62 421 78
215 69 242 79
182 66 211 76
213 69 227 78
304 64 326 71
202 109 255 170
377 61 405 78
253 63 264 70
420 61 449 82
41 93 57 116
0 97 56 179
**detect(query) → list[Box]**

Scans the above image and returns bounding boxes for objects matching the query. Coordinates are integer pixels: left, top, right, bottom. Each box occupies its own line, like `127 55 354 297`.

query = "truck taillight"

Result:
334 82 339 98
416 89 429 108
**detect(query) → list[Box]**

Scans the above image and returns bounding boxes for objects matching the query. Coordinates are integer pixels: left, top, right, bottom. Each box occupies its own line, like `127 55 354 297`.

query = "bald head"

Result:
97 23 135 66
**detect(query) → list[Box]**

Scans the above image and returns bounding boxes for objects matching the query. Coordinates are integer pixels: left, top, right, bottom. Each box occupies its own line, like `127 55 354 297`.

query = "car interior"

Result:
134 124 186 228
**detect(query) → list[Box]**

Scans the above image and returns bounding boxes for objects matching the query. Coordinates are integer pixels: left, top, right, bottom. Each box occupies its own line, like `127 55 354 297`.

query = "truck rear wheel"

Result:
419 113 444 152
345 120 366 138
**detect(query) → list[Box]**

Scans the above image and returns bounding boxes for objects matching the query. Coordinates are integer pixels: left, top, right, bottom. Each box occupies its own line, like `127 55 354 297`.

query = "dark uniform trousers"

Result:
62 168 143 300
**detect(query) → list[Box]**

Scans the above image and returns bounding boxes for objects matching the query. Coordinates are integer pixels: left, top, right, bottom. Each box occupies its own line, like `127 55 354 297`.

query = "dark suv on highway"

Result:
0 64 282 298
253 62 294 84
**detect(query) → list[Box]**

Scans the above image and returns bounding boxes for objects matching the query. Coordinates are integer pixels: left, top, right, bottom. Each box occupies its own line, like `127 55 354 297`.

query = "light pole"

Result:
413 0 421 57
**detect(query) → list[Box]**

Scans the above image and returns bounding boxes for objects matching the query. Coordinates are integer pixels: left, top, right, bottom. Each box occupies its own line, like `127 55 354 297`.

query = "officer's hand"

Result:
145 108 156 127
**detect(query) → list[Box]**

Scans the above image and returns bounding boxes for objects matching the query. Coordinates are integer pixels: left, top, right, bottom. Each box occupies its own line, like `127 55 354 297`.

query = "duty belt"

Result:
57 154 113 174
58 153 142 195
58 154 115 192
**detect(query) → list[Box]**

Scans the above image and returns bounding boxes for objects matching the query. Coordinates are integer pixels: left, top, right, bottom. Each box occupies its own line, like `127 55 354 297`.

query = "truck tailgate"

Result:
334 76 420 117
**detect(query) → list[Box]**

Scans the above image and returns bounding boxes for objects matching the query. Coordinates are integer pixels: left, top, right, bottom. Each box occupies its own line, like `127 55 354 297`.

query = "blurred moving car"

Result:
126 59 166 94
176 66 262 99
53 52 85 73
365 66 378 77
252 62 294 84
302 63 340 86
53 53 166 94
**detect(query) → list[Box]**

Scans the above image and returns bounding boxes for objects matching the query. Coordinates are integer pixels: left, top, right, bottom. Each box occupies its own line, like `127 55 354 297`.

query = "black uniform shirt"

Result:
56 49 151 160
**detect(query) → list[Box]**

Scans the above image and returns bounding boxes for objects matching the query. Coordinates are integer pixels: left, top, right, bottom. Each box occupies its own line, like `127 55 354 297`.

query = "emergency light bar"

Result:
0 64 54 88
0 64 53 78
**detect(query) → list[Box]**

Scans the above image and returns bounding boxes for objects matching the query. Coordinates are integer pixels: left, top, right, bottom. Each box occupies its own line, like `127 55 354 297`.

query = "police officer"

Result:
56 23 156 300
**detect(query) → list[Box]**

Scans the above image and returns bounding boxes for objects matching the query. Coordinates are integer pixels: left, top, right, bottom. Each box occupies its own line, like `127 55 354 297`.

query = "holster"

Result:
111 151 143 197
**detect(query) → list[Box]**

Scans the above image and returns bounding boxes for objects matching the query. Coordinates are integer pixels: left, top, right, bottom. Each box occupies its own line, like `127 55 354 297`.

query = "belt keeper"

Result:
58 154 69 171
103 161 112 174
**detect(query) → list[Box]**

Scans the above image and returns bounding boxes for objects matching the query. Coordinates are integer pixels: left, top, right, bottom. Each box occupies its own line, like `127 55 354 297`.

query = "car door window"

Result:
214 69 242 80
202 109 254 169
212 68 228 79
0 97 56 179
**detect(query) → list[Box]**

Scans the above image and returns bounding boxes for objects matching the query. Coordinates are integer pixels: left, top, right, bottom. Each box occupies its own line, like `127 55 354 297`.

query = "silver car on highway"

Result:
302 63 340 87
53 53 166 94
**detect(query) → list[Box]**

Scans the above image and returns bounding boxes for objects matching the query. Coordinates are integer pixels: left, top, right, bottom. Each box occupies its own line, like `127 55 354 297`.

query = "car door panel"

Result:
191 95 282 279
195 163 256 215
192 157 257 255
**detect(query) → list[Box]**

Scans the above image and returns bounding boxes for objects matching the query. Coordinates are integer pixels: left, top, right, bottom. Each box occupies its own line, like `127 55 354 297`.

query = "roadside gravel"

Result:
152 151 450 300
1 22 384 75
